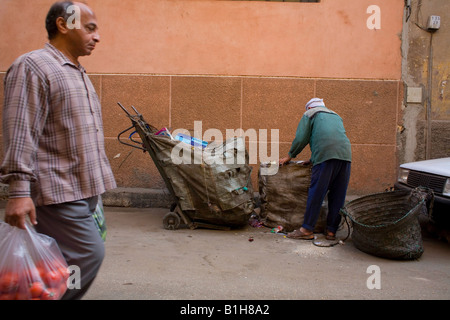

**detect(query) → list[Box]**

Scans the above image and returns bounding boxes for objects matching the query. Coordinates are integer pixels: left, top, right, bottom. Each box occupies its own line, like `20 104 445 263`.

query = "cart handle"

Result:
117 125 146 151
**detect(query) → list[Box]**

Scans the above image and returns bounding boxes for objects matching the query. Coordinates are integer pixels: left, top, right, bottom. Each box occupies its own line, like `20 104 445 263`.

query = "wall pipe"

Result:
426 32 433 159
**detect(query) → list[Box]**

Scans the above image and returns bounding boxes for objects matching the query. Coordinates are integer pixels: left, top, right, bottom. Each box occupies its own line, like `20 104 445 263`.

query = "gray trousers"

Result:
35 196 104 300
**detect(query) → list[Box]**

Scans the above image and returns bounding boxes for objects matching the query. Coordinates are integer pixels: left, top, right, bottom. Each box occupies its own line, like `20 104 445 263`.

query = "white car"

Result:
394 157 450 228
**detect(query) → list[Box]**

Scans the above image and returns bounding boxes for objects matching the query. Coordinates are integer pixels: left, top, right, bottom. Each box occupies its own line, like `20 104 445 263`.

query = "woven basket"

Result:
340 189 431 260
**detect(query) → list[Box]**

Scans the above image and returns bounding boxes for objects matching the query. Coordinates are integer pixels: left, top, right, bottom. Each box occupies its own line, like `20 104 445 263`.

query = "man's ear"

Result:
55 16 69 35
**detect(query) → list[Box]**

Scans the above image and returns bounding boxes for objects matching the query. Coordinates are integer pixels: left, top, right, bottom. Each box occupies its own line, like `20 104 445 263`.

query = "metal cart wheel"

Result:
163 212 181 230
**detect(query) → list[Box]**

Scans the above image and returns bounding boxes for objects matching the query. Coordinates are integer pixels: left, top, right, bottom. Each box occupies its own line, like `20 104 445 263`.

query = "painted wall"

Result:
1 0 403 78
0 0 405 196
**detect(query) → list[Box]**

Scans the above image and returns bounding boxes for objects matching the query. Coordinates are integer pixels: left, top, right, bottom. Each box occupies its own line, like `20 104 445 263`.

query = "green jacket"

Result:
288 107 352 165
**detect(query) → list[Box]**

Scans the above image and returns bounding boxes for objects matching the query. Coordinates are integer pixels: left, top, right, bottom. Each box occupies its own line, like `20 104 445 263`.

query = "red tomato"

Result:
43 270 62 288
0 272 19 293
58 266 70 282
35 265 46 279
29 281 45 298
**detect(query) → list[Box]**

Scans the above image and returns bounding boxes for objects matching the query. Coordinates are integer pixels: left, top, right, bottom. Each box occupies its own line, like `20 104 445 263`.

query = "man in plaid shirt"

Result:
1 1 116 299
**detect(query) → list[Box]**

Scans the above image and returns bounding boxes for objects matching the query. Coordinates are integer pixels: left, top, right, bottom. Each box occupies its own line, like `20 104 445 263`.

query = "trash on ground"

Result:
249 214 264 228
271 226 284 233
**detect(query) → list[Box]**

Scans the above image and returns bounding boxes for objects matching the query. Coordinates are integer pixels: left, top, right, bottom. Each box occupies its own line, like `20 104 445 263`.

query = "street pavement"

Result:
81 205 450 301
1 202 449 305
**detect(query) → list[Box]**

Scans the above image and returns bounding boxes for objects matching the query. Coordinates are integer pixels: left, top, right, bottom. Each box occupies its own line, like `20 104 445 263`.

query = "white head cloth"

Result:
305 98 325 111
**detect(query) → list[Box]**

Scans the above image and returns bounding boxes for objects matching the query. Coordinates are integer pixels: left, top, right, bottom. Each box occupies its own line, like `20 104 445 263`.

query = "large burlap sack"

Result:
151 135 254 228
258 161 326 232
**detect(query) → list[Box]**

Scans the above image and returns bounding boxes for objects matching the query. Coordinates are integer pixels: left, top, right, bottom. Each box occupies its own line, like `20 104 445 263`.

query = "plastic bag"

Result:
93 196 107 241
0 222 69 300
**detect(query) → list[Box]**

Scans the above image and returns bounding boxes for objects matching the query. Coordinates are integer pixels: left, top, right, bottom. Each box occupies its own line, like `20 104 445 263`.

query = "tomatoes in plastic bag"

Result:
0 222 69 300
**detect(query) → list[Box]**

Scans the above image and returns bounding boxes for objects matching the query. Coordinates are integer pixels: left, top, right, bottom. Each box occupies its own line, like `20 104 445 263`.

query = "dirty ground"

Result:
81 206 450 301
1 204 449 307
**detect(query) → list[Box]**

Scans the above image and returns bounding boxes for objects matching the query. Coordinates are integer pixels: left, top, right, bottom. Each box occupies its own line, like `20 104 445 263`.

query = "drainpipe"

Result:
425 32 433 160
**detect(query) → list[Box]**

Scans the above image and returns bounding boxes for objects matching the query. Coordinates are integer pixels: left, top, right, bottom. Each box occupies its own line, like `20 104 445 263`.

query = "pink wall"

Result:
1 0 403 79
0 0 405 195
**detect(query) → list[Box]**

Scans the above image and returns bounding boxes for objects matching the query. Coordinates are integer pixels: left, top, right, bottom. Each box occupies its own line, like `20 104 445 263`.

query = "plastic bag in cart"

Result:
0 222 69 300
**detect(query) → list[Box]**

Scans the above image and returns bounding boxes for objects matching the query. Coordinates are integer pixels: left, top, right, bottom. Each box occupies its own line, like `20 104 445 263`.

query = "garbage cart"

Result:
117 103 255 230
